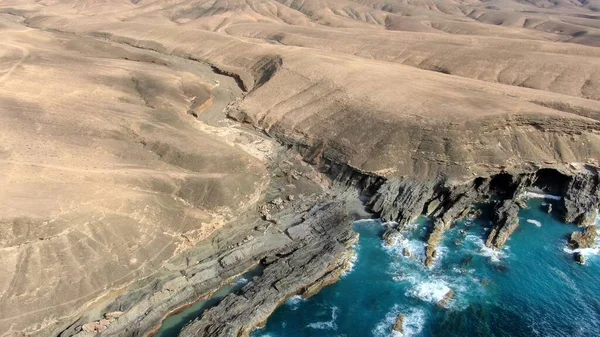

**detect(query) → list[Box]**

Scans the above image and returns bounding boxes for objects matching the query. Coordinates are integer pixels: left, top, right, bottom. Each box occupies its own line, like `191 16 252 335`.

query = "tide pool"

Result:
153 267 263 337
252 199 600 337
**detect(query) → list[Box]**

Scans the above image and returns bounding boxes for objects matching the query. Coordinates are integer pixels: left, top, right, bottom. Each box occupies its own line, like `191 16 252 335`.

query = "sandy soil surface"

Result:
0 0 599 335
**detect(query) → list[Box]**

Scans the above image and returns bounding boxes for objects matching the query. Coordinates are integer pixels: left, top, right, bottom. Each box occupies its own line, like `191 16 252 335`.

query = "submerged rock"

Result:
486 200 520 249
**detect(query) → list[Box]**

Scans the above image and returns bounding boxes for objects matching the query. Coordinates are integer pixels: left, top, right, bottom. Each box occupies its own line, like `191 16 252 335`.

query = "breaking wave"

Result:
306 306 338 330
373 305 426 337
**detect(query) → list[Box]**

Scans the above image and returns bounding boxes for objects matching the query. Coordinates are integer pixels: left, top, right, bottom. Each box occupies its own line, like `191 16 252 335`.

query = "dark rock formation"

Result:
574 252 586 264
564 167 600 227
486 200 520 249
368 178 440 227
178 201 357 337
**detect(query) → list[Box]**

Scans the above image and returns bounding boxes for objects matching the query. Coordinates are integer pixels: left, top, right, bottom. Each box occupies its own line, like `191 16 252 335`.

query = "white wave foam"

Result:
306 306 338 330
520 192 562 200
526 219 542 227
385 235 426 261
373 305 426 337
285 295 306 310
343 249 358 276
562 218 600 260
465 234 506 262
407 281 451 303
563 246 600 257
235 277 249 286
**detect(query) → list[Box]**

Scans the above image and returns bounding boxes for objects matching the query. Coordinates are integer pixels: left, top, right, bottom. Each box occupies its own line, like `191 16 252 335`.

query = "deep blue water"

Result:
252 198 600 337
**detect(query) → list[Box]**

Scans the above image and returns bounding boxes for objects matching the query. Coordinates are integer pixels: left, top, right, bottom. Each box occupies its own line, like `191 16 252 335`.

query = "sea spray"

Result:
252 201 600 337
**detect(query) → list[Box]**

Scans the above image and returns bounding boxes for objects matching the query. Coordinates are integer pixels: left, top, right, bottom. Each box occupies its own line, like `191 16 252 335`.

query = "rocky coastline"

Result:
48 66 599 337
59 135 600 337
57 141 600 337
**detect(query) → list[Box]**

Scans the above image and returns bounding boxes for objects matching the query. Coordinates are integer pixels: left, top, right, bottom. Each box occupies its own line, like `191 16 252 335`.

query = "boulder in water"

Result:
569 226 598 249
382 228 401 247
393 314 405 333
574 252 586 265
437 289 455 309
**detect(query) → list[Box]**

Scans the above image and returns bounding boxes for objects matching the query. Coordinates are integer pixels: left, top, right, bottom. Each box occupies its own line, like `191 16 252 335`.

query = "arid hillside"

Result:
0 0 599 335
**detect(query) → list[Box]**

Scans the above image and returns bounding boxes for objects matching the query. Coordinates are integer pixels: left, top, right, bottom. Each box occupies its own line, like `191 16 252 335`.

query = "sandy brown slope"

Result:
0 0 599 335
0 15 267 336
6 1 597 180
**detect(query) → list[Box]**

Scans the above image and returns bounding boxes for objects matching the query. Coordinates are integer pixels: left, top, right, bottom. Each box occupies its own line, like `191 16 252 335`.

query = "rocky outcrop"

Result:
437 289 455 309
367 178 440 227
393 314 405 333
574 252 586 264
425 220 446 268
570 226 598 249
486 200 520 249
178 201 357 337
564 167 600 227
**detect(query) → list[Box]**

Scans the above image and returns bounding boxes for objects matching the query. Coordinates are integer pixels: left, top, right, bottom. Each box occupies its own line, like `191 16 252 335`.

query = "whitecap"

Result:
563 246 600 257
520 192 562 201
526 219 542 227
407 281 451 303
465 234 506 262
235 277 249 286
342 249 358 276
372 305 426 337
285 295 306 310
306 306 338 330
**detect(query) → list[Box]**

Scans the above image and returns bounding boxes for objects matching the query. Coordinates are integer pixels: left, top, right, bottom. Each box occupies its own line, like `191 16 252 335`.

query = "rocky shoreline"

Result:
60 142 600 337
178 201 357 337
51 67 600 337
59 146 600 337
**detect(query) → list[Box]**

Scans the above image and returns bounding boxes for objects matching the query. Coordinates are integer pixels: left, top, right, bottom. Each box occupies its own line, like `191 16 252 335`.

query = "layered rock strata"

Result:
178 201 357 337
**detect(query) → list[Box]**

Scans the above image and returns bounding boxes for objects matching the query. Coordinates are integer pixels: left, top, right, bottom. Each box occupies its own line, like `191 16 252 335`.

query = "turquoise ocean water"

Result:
252 198 600 337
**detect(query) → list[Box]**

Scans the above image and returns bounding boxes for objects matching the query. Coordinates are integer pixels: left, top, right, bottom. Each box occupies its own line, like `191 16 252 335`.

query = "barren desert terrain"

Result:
0 0 599 336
